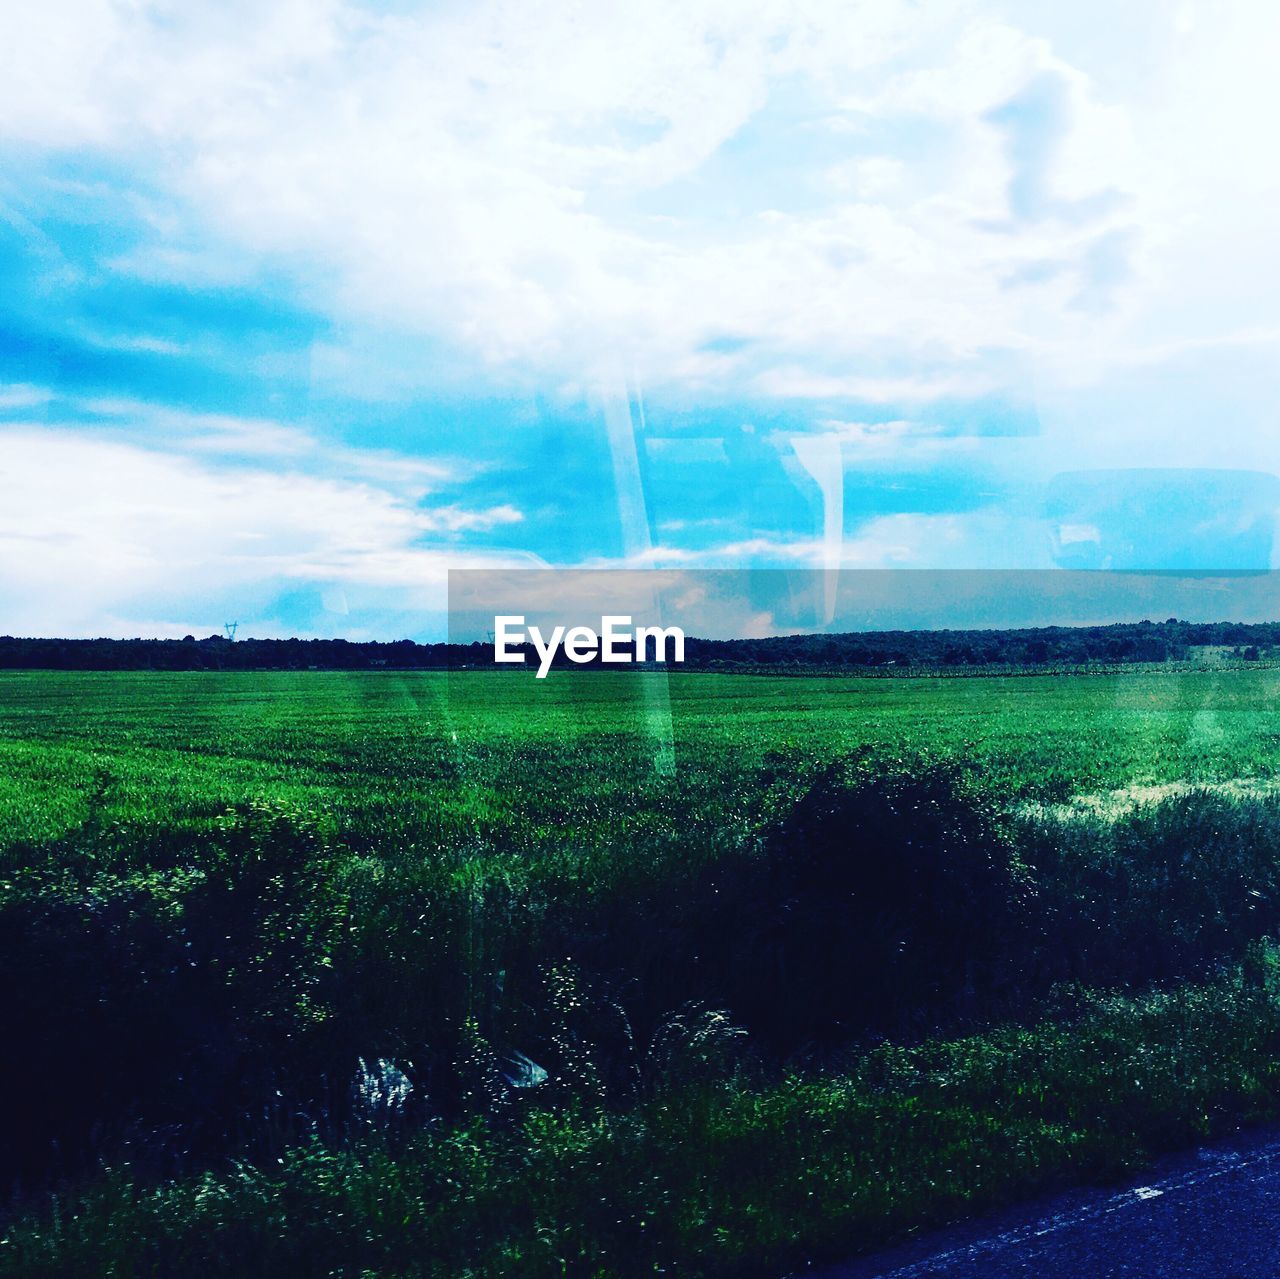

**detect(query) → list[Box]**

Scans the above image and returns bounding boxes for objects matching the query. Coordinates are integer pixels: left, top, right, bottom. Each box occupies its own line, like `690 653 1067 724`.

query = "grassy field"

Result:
3 666 1278 848
4 667 1280 1276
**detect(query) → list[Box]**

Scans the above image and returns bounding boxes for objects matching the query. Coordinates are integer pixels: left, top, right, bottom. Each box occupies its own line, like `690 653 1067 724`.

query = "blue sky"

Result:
1 0 1278 638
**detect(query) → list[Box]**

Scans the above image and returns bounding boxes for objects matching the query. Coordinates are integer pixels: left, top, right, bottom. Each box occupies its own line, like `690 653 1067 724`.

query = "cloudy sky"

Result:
2 0 1278 638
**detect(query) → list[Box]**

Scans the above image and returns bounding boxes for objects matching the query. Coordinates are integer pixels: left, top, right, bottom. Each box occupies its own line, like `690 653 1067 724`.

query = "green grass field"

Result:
5 667 1280 1276
3 666 1277 849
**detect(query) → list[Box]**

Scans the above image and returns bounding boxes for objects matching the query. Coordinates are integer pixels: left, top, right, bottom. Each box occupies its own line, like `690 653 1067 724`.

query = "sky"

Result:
1 0 1279 639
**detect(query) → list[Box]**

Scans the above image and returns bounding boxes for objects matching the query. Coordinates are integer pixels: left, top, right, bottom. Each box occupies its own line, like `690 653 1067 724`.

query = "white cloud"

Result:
755 368 1008 403
72 396 455 487
808 418 982 461
82 397 317 457
3 0 1280 614
0 0 1229 396
602 507 1053 571
77 331 188 356
0 384 54 410
419 504 523 534
0 427 517 634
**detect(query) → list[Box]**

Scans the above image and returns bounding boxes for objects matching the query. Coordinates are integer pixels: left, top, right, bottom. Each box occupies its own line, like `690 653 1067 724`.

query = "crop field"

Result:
4 666 1279 849
6 667 1280 1277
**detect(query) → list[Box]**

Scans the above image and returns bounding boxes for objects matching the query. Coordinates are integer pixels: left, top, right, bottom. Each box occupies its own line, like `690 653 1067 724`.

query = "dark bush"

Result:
0 803 346 1185
713 754 1037 1049
1029 790 1280 987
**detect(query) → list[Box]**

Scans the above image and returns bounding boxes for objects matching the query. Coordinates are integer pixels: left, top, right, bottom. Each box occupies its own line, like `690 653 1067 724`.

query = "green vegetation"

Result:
3 614 1280 671
4 668 1280 1276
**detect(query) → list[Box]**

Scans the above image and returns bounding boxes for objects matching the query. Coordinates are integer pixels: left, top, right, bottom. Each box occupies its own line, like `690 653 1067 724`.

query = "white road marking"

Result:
855 1137 1280 1278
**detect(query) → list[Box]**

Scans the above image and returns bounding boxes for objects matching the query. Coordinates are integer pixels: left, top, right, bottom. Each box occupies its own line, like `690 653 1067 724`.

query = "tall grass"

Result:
5 670 1280 1272
5 974 1280 1278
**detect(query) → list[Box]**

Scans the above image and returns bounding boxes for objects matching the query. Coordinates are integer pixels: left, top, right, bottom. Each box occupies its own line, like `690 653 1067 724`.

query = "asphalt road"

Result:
805 1126 1280 1278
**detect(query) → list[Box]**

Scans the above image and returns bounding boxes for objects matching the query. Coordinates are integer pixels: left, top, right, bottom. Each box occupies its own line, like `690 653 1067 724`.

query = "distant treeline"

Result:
0 635 452 672
682 618 1277 669
2 617 1280 672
